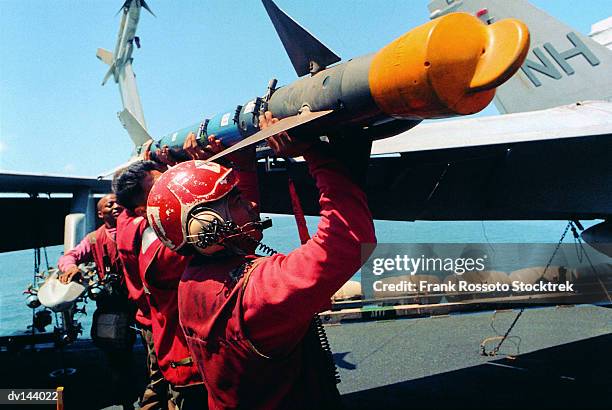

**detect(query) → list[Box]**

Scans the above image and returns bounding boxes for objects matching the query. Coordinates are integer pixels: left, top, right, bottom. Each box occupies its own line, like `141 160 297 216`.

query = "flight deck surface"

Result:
2 305 612 409
330 305 612 409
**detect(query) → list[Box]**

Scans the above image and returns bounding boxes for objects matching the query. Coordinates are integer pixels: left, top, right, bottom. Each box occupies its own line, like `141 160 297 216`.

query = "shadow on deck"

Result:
342 333 612 409
1 330 611 409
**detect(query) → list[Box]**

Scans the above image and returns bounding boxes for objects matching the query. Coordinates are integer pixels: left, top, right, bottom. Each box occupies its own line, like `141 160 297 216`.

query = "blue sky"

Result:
0 0 609 176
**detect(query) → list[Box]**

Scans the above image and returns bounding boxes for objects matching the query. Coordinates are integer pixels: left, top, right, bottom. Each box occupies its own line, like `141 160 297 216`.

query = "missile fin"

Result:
118 108 153 147
262 0 340 76
116 0 131 17
116 0 155 17
140 0 156 17
204 109 333 163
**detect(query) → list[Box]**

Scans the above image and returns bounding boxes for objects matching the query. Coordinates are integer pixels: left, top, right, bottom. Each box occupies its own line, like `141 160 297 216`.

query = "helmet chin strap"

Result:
238 218 273 232
217 218 273 256
187 201 273 256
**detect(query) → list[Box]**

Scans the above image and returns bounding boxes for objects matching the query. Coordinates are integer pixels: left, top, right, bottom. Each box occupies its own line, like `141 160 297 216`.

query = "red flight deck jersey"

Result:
116 211 151 327
179 150 377 409
117 205 201 386
138 167 259 388
138 230 203 387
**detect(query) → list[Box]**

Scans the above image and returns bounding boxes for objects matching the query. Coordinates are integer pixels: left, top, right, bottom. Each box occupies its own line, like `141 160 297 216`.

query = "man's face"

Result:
135 169 163 217
227 191 262 245
97 194 123 227
227 191 260 228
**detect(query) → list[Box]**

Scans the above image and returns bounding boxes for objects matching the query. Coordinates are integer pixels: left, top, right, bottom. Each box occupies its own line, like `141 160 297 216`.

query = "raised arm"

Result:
242 144 376 355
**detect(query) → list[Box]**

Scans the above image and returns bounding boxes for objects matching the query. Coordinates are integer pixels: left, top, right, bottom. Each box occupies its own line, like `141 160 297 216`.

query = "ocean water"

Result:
0 216 600 335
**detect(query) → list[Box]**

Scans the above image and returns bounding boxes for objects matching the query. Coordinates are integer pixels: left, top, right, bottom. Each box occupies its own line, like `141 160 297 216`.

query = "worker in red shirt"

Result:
114 162 172 410
58 193 138 409
145 112 377 409
114 134 257 409
114 158 205 410
58 194 123 286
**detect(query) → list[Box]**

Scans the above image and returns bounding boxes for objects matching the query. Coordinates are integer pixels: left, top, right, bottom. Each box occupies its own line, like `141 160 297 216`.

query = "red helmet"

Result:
146 160 238 251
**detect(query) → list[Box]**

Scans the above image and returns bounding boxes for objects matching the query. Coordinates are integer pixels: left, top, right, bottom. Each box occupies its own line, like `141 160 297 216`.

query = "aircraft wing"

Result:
0 171 111 194
0 172 111 252
371 101 612 155
258 101 612 221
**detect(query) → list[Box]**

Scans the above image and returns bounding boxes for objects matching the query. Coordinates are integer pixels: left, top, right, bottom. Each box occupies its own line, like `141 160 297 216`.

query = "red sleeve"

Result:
58 235 93 272
242 147 377 355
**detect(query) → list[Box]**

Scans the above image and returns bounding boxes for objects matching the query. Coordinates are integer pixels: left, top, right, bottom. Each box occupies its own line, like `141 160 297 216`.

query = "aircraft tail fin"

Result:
118 108 152 148
96 48 113 66
101 64 116 86
428 0 612 113
262 0 341 77
96 48 116 86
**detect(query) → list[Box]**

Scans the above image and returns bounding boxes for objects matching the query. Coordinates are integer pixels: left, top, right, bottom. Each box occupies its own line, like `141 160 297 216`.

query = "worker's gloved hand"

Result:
153 145 178 166
183 132 216 160
59 266 82 284
183 132 256 171
260 111 312 158
143 143 178 167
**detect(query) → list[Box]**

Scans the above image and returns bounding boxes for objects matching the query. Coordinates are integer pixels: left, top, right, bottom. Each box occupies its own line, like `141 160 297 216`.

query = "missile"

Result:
144 1 530 162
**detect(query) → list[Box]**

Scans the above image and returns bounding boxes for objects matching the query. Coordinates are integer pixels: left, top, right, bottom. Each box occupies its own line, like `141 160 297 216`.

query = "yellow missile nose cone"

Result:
469 19 530 91
368 13 530 118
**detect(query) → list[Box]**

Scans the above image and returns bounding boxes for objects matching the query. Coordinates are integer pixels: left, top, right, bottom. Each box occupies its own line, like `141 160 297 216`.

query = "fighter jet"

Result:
0 0 610 253
97 0 154 147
